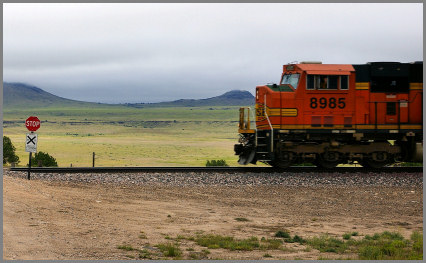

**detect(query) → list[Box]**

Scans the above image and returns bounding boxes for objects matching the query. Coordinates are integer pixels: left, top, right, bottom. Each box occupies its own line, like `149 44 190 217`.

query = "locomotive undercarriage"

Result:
235 130 422 169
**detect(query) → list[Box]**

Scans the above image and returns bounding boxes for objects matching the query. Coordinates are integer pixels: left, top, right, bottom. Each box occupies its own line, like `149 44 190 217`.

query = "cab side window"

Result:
307 75 315 90
318 76 328 89
340 75 348 90
307 75 349 90
328 76 339 90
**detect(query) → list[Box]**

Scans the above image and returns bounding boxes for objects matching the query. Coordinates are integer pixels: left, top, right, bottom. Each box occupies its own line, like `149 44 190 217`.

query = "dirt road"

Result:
3 170 423 260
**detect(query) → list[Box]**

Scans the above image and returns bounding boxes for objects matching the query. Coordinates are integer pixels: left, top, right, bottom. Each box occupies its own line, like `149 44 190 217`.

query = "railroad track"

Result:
9 166 423 173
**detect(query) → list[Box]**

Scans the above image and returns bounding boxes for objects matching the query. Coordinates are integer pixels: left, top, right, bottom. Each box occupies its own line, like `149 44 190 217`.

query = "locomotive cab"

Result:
236 61 423 169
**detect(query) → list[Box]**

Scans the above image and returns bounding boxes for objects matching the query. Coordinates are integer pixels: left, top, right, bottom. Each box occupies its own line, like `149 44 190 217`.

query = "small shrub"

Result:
188 249 210 260
357 231 422 260
263 253 273 258
343 233 352 240
195 234 260 251
117 245 135 251
275 230 291 239
206 159 229 166
307 235 347 253
156 243 182 257
30 151 58 167
176 235 186 240
292 235 306 244
261 238 282 250
297 231 422 260
201 249 211 255
358 245 382 260
138 249 153 259
411 231 423 255
189 252 199 259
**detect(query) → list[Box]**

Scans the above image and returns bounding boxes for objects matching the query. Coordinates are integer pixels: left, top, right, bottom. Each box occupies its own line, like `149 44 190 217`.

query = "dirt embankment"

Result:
3 170 423 260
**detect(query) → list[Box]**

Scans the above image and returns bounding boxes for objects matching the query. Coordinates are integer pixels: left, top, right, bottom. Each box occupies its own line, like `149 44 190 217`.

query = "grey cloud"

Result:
3 3 422 103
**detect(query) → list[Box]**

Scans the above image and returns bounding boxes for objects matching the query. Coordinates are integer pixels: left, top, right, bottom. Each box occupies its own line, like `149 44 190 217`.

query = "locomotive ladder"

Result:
254 94 274 161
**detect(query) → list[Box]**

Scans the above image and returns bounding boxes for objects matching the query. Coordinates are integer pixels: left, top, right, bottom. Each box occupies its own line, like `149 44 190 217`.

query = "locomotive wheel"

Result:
359 152 390 169
315 151 340 169
271 151 294 169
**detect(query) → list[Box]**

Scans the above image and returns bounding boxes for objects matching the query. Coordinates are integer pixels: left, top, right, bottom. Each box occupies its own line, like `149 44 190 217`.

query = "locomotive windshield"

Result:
281 73 300 89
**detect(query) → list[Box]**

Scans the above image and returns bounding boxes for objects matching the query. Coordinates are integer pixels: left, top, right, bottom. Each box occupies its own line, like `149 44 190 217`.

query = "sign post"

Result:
25 116 40 180
28 152 32 180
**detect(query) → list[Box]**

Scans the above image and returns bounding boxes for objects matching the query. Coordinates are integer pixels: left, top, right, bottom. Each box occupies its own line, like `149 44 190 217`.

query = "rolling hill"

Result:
3 82 95 109
125 90 254 108
3 82 254 109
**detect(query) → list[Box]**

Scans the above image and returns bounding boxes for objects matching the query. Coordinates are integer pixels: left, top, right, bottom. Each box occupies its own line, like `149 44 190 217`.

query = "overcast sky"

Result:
3 3 423 103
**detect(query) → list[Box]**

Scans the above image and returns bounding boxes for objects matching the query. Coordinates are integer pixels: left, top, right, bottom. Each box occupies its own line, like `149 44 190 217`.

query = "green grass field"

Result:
3 105 251 167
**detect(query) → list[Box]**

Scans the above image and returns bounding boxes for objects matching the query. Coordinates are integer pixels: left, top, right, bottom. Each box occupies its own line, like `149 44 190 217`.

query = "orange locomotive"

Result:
235 61 423 168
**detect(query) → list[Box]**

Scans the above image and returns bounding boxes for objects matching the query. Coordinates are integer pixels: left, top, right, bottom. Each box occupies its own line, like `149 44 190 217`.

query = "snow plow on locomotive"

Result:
235 61 423 168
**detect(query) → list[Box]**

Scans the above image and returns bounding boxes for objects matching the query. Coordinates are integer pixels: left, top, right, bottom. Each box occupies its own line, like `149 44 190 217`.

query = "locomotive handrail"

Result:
264 94 274 151
249 106 256 130
264 111 274 150
239 107 250 130
368 92 423 130
239 107 257 133
248 106 257 147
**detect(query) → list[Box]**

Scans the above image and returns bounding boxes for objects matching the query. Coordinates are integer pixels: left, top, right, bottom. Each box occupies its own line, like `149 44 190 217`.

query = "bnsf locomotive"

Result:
235 61 423 168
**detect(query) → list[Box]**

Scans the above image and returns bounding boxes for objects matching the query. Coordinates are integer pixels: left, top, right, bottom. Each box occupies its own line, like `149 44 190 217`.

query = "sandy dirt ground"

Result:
3 171 423 260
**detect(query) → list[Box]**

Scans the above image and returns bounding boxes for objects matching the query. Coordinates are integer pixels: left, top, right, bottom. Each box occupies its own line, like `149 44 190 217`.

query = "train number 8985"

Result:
310 97 346 109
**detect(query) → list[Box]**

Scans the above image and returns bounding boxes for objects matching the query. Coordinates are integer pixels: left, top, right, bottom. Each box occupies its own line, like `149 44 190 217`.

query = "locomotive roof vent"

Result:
300 61 322 64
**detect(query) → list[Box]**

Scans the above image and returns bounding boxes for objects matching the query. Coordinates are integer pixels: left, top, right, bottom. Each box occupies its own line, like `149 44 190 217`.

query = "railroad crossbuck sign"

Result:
26 133 38 153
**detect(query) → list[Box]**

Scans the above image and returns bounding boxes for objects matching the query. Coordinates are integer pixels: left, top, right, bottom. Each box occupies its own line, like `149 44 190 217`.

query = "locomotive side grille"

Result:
344 116 353 127
311 116 321 127
324 116 334 127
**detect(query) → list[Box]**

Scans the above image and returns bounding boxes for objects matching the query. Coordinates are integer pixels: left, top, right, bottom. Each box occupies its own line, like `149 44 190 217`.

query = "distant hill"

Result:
3 82 95 109
3 82 254 109
126 90 255 108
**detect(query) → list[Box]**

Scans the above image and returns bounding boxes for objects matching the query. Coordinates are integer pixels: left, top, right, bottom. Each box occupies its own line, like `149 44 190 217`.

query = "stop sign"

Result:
25 116 41 132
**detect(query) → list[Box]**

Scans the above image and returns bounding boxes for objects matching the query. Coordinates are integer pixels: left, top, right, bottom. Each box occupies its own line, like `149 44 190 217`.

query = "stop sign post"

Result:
25 116 40 180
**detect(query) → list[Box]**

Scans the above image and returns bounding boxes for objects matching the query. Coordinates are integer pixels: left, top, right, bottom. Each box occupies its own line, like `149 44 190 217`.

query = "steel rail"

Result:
9 166 423 174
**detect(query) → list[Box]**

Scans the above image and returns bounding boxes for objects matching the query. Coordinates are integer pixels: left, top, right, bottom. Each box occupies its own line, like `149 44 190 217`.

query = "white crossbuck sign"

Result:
25 133 38 153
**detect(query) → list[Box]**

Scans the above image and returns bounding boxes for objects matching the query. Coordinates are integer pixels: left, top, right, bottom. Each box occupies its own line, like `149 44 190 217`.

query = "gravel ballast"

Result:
4 169 422 188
